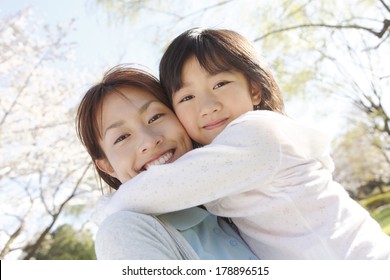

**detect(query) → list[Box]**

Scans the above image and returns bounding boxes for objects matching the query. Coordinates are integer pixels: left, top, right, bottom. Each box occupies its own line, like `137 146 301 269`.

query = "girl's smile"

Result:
202 118 229 130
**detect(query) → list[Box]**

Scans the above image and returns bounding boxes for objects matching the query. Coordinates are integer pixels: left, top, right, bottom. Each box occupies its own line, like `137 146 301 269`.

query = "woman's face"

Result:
96 86 193 183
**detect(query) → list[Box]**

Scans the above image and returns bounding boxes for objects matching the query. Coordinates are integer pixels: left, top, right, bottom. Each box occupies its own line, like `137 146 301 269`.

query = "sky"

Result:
3 0 388 148
0 0 361 143
1 0 152 70
1 0 262 72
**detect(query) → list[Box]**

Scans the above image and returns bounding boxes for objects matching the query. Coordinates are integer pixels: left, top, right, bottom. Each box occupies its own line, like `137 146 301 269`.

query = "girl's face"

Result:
96 86 193 183
172 56 261 145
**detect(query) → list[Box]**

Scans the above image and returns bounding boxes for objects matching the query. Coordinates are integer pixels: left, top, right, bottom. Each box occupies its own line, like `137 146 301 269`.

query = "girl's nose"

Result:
200 94 222 117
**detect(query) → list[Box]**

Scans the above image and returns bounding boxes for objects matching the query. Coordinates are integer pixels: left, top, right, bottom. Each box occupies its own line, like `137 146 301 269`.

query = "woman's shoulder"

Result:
91 194 114 225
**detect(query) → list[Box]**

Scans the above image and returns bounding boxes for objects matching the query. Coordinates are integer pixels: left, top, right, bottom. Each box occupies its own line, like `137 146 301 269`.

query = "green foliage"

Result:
32 224 96 260
371 206 390 235
358 190 390 235
332 122 390 193
97 0 156 23
359 191 390 211
63 204 87 217
371 205 390 235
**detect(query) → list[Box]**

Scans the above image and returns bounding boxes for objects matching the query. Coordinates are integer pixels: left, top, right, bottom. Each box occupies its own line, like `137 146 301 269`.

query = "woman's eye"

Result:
114 134 130 144
213 81 229 90
148 113 164 124
179 95 194 103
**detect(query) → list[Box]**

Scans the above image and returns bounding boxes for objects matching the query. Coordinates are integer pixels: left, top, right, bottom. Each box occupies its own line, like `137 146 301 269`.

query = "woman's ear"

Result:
250 82 262 106
95 158 117 179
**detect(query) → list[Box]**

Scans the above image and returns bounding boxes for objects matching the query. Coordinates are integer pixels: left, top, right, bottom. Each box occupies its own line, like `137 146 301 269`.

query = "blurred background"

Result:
0 0 389 259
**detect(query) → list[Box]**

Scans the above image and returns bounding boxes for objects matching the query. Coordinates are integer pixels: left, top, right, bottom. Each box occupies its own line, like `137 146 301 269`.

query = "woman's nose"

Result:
138 129 163 154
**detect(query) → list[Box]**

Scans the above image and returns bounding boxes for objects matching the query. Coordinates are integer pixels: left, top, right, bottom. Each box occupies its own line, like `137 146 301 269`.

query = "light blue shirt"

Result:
161 207 258 260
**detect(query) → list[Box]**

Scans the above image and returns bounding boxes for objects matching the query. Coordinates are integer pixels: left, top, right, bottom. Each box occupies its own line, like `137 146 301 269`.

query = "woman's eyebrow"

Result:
139 100 159 114
104 120 125 138
103 100 159 138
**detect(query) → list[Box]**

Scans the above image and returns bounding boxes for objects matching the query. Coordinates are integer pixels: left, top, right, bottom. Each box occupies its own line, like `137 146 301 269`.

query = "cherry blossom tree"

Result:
0 8 99 259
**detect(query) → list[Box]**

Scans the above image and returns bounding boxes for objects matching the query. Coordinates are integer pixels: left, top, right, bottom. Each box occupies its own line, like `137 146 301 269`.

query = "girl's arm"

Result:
106 113 282 216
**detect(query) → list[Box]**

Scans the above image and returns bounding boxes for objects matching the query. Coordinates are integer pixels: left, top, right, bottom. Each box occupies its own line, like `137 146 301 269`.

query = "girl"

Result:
104 29 390 259
76 64 258 260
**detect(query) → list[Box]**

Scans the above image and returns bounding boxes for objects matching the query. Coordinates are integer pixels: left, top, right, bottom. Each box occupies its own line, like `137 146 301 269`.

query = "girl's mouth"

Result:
203 118 228 130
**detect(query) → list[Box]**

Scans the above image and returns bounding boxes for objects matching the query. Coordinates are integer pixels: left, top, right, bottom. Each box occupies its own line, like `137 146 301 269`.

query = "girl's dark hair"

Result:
159 27 284 113
76 64 170 190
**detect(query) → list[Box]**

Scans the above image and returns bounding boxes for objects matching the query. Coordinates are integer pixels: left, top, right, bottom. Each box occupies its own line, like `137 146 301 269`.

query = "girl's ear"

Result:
95 159 117 179
250 82 262 106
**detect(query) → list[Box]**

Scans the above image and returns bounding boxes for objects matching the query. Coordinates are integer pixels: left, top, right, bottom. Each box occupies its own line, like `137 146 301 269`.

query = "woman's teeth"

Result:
144 151 173 170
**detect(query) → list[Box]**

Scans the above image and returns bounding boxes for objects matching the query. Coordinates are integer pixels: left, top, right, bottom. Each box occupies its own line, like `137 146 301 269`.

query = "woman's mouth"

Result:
143 150 174 170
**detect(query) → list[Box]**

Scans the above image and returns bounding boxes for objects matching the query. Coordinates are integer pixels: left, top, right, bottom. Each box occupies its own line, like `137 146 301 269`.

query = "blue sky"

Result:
2 0 387 138
1 0 163 73
1 0 261 73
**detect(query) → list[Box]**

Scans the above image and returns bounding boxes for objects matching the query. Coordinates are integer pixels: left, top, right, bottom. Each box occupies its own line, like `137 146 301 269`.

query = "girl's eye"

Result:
114 134 130 145
148 113 165 124
179 95 194 103
213 81 229 90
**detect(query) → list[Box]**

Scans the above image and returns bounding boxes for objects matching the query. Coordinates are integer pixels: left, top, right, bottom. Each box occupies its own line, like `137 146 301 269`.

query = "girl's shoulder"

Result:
228 110 291 130
225 110 332 159
216 111 287 146
230 110 322 133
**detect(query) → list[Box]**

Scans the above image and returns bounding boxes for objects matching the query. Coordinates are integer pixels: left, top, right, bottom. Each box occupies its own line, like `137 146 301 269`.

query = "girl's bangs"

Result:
196 49 231 75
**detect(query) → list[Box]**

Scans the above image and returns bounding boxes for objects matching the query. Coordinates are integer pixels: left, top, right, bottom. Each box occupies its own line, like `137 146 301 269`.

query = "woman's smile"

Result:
142 149 175 170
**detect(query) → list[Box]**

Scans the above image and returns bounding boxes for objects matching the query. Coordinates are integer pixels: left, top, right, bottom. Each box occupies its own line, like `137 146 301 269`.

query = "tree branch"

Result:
380 0 390 13
254 21 390 42
0 202 34 259
23 162 92 259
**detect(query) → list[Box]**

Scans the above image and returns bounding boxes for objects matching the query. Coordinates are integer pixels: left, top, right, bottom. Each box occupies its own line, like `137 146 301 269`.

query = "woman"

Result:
75 64 258 260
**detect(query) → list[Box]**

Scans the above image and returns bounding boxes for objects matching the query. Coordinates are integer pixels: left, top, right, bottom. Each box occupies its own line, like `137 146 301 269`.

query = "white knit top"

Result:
106 111 390 259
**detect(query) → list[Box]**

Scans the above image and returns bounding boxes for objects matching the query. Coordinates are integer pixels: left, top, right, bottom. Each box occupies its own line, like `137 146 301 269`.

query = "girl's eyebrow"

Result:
175 82 191 92
172 86 190 99
175 70 232 94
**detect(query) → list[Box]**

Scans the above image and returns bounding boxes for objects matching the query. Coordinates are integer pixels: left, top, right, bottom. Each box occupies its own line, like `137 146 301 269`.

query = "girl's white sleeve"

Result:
105 115 281 216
